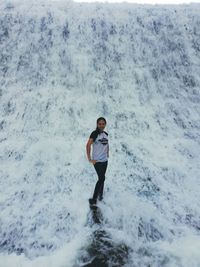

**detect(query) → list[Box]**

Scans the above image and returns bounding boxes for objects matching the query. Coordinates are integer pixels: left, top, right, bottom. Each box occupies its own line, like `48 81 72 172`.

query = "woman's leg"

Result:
98 161 108 199
92 161 108 200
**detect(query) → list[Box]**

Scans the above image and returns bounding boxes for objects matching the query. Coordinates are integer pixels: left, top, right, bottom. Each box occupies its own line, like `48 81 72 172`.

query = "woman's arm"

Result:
86 138 93 161
86 139 97 164
107 143 109 158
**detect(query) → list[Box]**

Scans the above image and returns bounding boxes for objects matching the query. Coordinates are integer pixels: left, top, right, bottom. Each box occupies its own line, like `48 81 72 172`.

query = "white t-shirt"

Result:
90 130 108 162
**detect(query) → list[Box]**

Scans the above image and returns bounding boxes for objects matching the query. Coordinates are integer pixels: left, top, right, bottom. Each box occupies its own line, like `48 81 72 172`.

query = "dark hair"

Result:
96 117 107 133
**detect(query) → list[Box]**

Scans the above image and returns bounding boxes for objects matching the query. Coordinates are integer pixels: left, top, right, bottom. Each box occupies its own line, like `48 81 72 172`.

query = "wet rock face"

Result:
77 206 130 267
82 229 129 267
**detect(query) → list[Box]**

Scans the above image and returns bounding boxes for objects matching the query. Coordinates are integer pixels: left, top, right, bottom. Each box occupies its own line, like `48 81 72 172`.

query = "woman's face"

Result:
97 120 106 132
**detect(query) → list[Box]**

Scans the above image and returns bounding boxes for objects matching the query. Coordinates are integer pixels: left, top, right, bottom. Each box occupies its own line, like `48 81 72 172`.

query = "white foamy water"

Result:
0 1 200 266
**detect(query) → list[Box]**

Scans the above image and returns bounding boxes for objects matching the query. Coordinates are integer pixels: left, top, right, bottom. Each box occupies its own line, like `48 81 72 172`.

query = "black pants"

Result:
92 161 108 200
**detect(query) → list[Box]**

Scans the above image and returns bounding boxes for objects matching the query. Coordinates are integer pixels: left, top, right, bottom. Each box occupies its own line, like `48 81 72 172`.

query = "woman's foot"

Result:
98 195 103 201
89 198 97 205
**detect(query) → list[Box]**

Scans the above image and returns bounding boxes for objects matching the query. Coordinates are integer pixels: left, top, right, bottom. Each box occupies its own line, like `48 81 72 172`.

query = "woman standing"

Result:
86 117 109 205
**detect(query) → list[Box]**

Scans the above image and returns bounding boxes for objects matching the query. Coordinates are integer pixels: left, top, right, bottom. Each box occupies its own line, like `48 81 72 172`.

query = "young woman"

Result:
86 117 109 205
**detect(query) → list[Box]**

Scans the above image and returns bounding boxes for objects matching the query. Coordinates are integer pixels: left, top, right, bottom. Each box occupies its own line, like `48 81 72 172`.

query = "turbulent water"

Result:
0 1 200 266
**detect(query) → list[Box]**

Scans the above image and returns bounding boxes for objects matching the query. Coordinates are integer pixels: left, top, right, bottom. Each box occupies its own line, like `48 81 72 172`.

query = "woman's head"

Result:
96 117 107 133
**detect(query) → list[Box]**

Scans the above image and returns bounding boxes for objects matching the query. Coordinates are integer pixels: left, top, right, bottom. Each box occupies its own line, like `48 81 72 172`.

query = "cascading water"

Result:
0 1 200 266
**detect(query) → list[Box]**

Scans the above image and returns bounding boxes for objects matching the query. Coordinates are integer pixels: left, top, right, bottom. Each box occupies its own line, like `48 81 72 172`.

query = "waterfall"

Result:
0 1 200 266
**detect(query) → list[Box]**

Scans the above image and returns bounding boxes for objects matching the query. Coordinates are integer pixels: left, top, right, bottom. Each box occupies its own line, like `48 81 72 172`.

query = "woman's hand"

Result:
90 159 97 165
